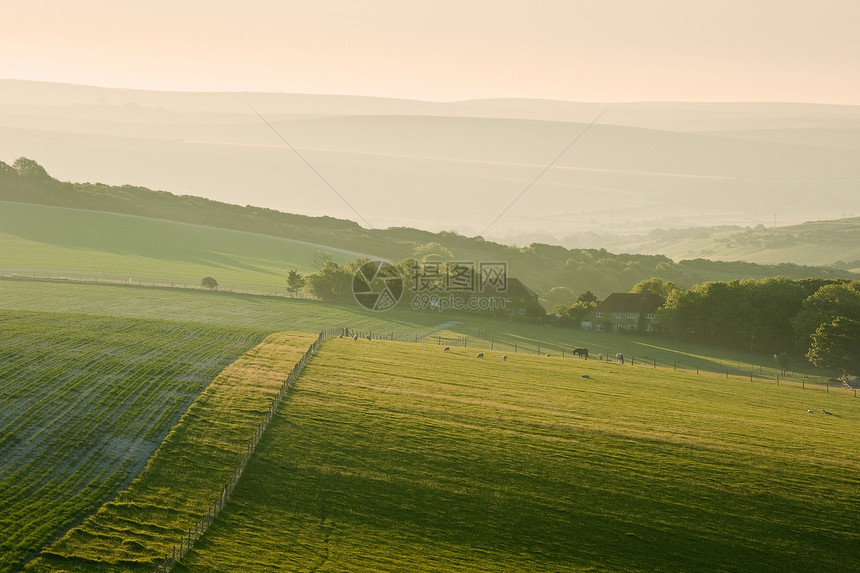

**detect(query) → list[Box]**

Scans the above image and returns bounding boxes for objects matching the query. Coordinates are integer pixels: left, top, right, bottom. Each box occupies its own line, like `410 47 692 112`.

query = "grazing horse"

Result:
476 352 484 358
615 352 624 364
572 347 589 360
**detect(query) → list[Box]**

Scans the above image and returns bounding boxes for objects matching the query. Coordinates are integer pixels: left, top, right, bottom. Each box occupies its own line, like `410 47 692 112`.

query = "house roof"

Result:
596 292 665 313
505 277 537 298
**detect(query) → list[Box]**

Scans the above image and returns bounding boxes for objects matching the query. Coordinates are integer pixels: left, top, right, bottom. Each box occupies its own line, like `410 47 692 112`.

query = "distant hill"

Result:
2 158 856 302
546 218 860 272
2 80 859 240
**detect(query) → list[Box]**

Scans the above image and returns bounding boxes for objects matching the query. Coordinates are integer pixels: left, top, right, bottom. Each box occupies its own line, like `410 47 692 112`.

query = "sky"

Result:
2 0 859 104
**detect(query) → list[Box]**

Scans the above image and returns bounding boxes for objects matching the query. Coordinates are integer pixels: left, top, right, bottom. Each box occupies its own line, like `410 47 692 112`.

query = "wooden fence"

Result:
152 331 325 572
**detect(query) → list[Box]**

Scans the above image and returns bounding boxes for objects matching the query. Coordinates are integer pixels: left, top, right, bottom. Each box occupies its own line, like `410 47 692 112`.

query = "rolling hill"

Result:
557 218 860 270
2 80 859 240
2 161 857 302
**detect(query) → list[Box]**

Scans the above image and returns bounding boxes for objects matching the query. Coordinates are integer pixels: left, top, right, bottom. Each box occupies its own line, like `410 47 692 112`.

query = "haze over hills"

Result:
2 80 859 246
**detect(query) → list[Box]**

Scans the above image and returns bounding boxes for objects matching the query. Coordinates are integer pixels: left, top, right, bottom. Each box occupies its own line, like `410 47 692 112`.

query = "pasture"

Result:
0 279 838 388
0 310 271 572
177 338 860 572
26 330 320 571
0 201 368 292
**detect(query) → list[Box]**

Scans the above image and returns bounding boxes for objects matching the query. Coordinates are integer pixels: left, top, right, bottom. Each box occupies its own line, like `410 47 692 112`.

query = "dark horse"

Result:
572 347 589 360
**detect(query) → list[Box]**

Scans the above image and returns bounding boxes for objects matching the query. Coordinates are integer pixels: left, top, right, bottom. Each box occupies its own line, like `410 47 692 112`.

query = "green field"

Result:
0 278 839 387
0 201 369 292
0 310 271 572
176 339 860 572
26 331 319 571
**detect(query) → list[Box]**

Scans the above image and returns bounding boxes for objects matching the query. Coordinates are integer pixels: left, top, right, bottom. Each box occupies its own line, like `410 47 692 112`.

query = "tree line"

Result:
655 277 860 376
3 157 857 301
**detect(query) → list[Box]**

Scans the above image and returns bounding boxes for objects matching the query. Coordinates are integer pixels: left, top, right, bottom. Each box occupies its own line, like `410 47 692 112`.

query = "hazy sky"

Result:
2 0 859 104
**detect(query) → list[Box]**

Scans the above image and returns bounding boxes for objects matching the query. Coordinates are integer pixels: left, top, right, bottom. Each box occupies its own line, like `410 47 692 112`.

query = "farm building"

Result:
581 292 664 333
444 276 541 315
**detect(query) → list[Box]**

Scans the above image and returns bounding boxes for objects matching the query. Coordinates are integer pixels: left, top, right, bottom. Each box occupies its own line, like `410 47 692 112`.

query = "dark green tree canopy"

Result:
200 276 218 289
286 269 305 296
806 317 860 376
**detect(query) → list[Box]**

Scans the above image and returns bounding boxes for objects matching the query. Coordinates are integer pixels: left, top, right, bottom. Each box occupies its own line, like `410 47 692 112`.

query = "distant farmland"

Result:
0 310 272 572
178 339 860 572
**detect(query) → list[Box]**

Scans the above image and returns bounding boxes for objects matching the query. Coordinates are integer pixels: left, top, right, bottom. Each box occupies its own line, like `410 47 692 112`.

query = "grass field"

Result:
176 339 860 572
0 201 369 291
25 331 320 571
0 278 840 388
0 310 271 572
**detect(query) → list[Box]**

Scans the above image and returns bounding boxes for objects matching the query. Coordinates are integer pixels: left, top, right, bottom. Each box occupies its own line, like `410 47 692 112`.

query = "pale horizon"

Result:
2 1 859 105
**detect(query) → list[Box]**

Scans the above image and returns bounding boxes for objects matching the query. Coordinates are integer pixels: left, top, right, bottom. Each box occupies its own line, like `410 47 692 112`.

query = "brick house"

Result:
581 292 664 333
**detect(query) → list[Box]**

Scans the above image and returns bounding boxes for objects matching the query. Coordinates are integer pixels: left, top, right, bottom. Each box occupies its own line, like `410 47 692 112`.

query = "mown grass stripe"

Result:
0 310 270 573
26 331 319 572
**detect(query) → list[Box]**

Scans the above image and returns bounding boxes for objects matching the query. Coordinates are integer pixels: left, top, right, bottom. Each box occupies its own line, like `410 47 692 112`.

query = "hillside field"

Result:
0 310 271 572
0 201 368 292
26 331 319 571
177 338 860 572
0 277 841 386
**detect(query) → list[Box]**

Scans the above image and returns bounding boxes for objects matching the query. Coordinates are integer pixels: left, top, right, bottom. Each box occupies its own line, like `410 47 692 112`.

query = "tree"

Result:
576 290 599 305
304 260 352 303
631 277 678 299
411 242 454 262
544 286 576 308
793 282 860 351
12 157 50 179
312 249 333 270
201 276 218 289
565 300 597 325
806 317 860 376
286 269 305 297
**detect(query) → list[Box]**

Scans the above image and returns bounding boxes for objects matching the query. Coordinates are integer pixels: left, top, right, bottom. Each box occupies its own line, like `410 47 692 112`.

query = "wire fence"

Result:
0 269 308 299
144 323 850 569
327 327 857 398
152 331 325 572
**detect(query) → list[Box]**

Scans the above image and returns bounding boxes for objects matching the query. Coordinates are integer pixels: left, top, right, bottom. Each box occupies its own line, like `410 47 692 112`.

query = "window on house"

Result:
646 313 654 319
596 311 603 318
627 312 636 319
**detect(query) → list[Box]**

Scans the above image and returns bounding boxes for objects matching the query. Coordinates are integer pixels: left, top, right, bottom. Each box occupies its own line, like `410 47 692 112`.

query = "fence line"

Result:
327 327 855 397
153 331 326 572
0 270 307 299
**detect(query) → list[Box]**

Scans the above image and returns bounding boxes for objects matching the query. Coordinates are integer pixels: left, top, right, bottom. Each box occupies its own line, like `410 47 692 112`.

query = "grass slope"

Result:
178 339 859 572
27 331 320 572
0 279 839 385
0 310 270 573
0 201 368 291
